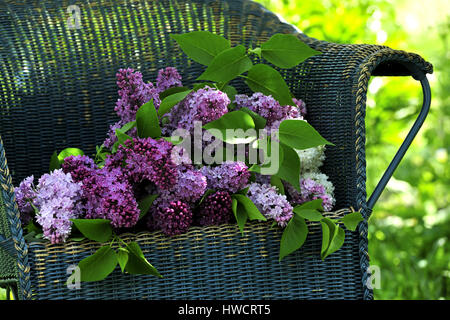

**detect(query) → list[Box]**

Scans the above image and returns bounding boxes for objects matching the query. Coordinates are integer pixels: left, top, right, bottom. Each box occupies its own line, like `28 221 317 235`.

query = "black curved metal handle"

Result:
367 73 431 211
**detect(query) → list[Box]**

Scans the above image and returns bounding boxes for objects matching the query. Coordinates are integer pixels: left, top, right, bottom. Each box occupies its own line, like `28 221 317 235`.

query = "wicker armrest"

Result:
286 33 433 220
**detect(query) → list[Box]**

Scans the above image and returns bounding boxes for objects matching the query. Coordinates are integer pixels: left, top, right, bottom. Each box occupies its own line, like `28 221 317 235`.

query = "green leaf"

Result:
232 194 266 221
158 89 192 117
138 194 159 220
136 99 161 138
341 211 364 231
125 242 162 278
203 110 257 144
159 86 190 100
232 198 248 235
115 129 132 146
49 151 60 171
170 31 231 65
274 142 301 191
120 121 137 133
278 119 334 150
239 107 267 130
261 34 322 69
58 148 84 163
222 85 238 102
197 45 253 83
270 175 285 195
245 64 293 106
117 247 129 273
293 208 324 221
320 218 345 260
78 245 118 282
295 199 324 211
279 214 308 261
70 219 113 243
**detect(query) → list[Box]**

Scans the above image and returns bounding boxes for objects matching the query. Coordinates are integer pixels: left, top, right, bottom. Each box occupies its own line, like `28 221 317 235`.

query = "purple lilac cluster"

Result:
197 191 233 226
62 155 97 183
153 200 193 236
82 167 140 228
105 137 178 190
286 178 335 212
104 67 183 149
164 86 229 134
156 67 183 93
146 165 207 232
234 92 305 128
14 175 36 226
33 170 84 244
201 161 250 194
247 182 293 228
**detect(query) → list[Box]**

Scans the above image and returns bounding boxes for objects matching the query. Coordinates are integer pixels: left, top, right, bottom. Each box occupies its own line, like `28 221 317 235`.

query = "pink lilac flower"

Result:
174 167 207 203
156 67 182 93
234 92 301 128
164 86 229 134
287 174 335 211
104 137 178 190
14 175 36 226
200 161 250 193
153 200 193 236
115 68 160 121
196 191 232 226
33 170 83 244
82 167 140 228
247 182 293 228
62 155 97 183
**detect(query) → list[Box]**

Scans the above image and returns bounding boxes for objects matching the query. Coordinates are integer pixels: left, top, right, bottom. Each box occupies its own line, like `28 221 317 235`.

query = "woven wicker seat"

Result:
0 0 432 300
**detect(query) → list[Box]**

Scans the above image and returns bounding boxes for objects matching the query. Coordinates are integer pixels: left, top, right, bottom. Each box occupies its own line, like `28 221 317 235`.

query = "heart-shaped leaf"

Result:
170 31 231 66
245 64 293 106
278 119 334 150
197 45 253 83
70 219 113 243
279 214 308 261
261 34 322 69
78 245 118 282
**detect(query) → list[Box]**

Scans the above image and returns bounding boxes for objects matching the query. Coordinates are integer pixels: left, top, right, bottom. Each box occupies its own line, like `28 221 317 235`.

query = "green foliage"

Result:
278 119 334 150
279 214 308 261
255 0 449 300
71 219 113 243
245 64 293 106
259 33 322 68
136 99 161 138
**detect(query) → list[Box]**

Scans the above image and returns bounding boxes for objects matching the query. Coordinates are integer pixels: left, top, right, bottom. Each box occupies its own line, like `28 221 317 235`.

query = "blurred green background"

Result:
1 0 448 301
255 0 449 299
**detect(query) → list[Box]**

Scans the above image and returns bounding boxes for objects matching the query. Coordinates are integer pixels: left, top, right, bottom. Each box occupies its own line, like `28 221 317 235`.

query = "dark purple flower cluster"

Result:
153 200 193 236
197 191 232 226
62 155 97 183
105 137 178 190
82 167 140 228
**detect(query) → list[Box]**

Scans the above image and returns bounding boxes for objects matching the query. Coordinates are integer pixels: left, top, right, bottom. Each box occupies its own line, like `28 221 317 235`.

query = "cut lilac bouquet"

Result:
16 31 363 282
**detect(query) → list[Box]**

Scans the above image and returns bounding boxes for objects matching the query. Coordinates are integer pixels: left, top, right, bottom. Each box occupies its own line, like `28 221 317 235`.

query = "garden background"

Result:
1 0 448 300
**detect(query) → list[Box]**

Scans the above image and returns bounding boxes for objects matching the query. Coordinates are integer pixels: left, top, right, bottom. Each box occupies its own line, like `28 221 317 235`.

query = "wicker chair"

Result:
0 0 432 300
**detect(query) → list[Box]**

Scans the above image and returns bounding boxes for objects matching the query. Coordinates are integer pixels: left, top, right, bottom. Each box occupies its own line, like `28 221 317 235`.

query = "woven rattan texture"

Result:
27 215 364 300
0 0 433 300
